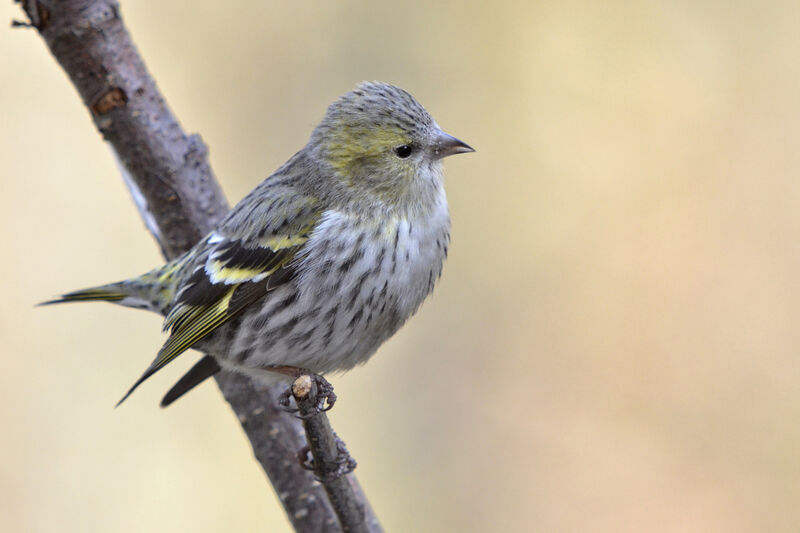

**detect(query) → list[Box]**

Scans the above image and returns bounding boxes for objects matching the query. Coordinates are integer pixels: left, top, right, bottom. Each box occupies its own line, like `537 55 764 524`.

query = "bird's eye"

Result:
394 144 413 159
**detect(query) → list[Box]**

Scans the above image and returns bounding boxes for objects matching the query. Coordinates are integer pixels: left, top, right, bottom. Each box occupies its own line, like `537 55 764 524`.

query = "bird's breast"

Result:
289 198 450 370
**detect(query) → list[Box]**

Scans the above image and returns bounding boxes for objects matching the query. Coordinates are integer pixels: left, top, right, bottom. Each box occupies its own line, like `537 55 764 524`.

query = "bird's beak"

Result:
433 132 475 159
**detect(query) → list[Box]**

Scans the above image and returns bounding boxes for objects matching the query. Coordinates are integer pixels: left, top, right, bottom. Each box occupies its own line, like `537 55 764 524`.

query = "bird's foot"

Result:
277 371 337 418
297 434 357 482
277 387 298 414
298 373 337 418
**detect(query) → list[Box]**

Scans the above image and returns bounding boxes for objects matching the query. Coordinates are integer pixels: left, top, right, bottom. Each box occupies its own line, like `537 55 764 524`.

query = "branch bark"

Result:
292 376 368 533
14 1 381 531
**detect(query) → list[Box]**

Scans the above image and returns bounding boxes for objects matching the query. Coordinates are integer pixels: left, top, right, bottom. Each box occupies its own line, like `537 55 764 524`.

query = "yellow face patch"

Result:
324 120 411 174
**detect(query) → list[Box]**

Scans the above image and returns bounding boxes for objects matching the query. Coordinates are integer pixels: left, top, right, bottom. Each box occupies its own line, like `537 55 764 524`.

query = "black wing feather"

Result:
160 355 222 408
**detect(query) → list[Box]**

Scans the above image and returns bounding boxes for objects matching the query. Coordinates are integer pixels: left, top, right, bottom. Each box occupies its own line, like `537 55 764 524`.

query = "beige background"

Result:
2 1 800 531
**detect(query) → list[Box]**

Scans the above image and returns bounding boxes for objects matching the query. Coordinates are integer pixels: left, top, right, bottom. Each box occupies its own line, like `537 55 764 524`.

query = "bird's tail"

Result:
40 257 188 315
41 285 128 305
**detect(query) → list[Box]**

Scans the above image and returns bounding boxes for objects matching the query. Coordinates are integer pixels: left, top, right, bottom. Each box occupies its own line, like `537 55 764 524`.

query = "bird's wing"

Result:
117 187 320 405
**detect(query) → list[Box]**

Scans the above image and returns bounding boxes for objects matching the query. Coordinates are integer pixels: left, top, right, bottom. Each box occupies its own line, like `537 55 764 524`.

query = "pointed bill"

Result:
433 131 475 159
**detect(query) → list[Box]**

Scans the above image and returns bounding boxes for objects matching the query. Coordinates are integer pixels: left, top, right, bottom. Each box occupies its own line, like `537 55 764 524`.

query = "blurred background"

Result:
2 0 800 531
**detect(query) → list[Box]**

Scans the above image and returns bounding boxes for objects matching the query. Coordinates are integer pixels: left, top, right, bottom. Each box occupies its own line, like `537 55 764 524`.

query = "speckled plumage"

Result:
46 82 472 405
209 188 451 378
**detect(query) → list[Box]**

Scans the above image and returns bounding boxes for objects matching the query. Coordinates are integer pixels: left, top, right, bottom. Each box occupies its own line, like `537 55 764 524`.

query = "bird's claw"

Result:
332 435 358 478
278 387 299 414
297 435 357 482
278 373 336 417
307 376 337 417
295 374 337 419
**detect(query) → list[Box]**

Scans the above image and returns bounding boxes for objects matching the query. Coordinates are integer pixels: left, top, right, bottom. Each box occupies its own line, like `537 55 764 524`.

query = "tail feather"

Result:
39 286 128 306
39 256 189 314
40 255 198 406
160 355 221 408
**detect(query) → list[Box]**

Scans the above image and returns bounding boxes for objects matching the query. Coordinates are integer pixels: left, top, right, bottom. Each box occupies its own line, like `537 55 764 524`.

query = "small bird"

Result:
44 82 473 408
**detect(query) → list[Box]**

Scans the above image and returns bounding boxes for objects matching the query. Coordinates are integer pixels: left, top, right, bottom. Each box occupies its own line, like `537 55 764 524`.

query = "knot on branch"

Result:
92 87 128 115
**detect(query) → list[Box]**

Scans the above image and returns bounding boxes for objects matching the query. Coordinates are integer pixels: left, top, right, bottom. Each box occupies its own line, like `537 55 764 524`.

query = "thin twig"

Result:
14 1 382 531
292 376 370 533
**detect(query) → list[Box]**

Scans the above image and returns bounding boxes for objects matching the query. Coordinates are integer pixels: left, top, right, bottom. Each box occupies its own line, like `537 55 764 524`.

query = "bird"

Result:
43 81 473 409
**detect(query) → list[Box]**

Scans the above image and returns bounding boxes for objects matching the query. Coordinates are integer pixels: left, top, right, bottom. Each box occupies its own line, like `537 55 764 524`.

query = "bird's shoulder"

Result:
175 175 323 306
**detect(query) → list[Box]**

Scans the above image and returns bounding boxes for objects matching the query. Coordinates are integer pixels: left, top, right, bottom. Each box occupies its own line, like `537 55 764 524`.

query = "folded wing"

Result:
117 189 320 406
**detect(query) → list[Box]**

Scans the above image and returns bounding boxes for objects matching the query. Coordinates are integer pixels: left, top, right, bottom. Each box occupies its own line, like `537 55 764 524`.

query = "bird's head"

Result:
308 82 473 213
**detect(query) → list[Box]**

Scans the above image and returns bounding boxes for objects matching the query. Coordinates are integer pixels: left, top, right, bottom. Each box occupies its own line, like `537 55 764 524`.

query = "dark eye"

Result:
394 144 413 159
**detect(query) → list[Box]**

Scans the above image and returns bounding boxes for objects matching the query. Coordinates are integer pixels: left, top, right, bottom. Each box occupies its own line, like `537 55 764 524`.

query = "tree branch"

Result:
14 1 381 531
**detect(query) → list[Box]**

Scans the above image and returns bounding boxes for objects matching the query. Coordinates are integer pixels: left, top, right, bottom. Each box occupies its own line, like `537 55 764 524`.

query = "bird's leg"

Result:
271 365 337 417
